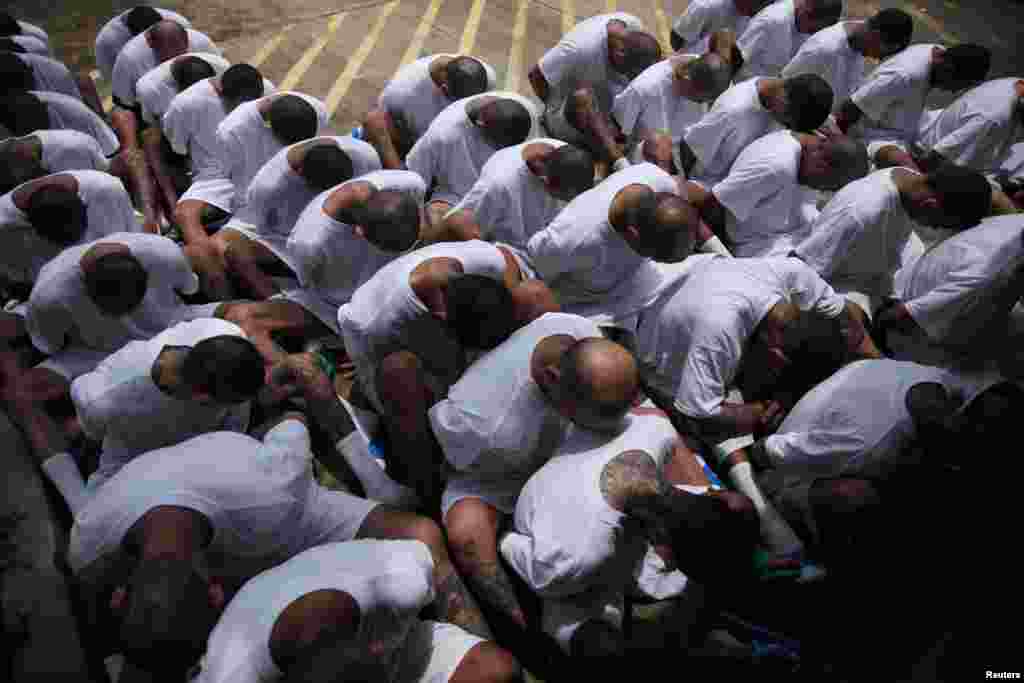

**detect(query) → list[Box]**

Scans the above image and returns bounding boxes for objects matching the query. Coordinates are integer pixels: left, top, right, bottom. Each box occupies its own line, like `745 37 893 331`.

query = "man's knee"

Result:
444 499 499 562
453 642 523 683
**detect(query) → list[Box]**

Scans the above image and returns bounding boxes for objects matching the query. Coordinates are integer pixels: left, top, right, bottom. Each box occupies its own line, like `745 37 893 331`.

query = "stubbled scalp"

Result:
600 449 662 512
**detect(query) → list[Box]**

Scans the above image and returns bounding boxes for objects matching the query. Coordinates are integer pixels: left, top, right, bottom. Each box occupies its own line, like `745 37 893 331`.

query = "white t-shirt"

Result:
339 240 509 410
712 129 816 257
5 34 49 56
67 422 375 579
198 540 435 683
916 78 1024 174
136 52 231 125
448 139 566 259
762 359 954 477
25 232 199 355
672 0 753 54
502 412 678 599
538 13 644 115
850 44 938 143
611 57 708 146
16 53 82 100
164 77 280 181
683 77 780 183
429 312 601 471
94 7 191 81
70 318 251 486
33 91 120 157
216 92 329 212
782 22 866 109
794 168 917 308
527 163 677 314
235 136 382 243
33 129 109 173
0 170 139 285
899 214 1024 347
285 170 427 309
378 53 498 141
13 20 49 45
736 0 808 81
111 28 219 107
637 255 847 418
406 91 540 206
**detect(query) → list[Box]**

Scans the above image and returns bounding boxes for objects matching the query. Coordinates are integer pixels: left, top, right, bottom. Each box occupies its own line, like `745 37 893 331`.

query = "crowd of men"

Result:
1 1 1021 680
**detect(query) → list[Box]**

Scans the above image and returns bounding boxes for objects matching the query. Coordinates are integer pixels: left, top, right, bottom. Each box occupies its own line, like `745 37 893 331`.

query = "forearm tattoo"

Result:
434 570 493 639
466 559 527 629
600 450 664 513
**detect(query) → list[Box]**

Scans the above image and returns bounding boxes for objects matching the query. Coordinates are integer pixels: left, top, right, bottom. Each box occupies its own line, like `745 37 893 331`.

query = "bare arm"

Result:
684 180 727 236
139 127 179 227
838 302 883 360
527 65 550 102
109 143 161 233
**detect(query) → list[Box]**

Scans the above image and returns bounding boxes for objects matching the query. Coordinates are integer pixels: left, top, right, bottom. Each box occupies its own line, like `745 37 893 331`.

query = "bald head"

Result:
799 134 869 191
677 52 733 103
616 30 663 80
557 338 639 431
147 20 188 62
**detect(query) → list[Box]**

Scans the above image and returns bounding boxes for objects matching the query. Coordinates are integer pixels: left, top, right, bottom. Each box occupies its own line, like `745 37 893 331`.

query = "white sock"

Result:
699 236 732 257
727 461 804 558
41 453 89 515
336 433 419 508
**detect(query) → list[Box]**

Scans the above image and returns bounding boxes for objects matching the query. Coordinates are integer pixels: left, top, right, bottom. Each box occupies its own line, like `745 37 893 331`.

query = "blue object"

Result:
350 126 364 140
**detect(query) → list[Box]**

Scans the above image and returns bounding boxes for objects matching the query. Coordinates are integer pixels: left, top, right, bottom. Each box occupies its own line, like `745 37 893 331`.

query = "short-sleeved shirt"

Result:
448 139 566 260
163 77 280 180
284 170 427 314
672 0 754 54
429 312 601 472
736 0 808 81
712 129 816 257
25 232 199 355
235 136 382 245
339 240 509 410
526 163 677 315
850 44 938 144
94 7 191 81
198 540 435 683
502 412 678 599
33 91 120 157
899 214 1024 348
13 53 82 100
637 255 847 418
216 92 329 211
762 359 956 478
611 56 708 146
26 130 109 174
538 13 644 115
70 318 252 486
136 51 231 125
781 22 866 109
0 170 139 285
67 423 377 579
794 168 917 308
406 92 540 206
916 78 1024 174
111 28 219 107
378 53 498 141
682 77 780 183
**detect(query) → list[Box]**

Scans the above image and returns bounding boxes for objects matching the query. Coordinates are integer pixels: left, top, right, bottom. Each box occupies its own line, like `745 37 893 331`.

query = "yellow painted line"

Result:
505 0 530 92
325 1 400 116
103 95 112 111
561 0 575 35
279 13 346 91
248 24 294 68
654 1 672 54
459 0 487 54
606 0 616 11
398 0 446 71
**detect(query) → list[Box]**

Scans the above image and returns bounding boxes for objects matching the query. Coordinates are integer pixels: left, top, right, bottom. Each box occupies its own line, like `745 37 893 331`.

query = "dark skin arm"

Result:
527 65 550 102
683 180 727 238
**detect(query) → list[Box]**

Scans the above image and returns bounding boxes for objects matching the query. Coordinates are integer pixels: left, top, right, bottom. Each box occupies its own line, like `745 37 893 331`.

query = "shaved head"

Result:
558 338 639 431
620 30 662 78
147 20 188 61
678 52 733 102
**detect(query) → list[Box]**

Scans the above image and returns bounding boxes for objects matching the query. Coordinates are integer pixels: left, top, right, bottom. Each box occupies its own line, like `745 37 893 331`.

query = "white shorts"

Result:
397 620 486 683
36 346 110 381
272 289 342 334
220 220 302 276
179 177 236 214
441 470 528 519
542 590 624 653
